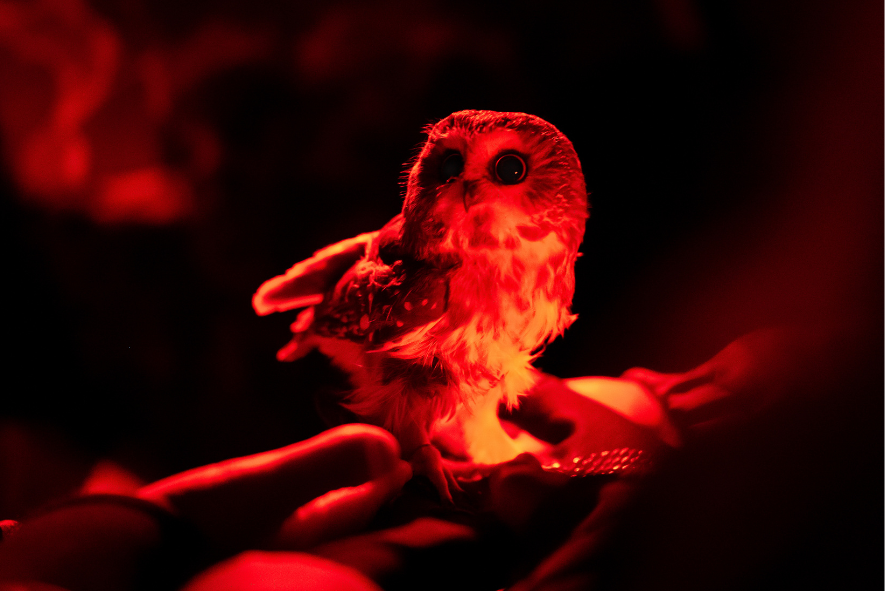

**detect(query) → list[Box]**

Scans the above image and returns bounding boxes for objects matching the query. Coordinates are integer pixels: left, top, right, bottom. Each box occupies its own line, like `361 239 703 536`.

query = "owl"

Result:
253 110 588 502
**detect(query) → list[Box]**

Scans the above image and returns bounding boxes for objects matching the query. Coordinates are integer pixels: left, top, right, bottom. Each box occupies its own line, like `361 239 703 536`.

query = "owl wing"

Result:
311 255 449 347
252 232 378 316
310 215 449 346
254 215 447 358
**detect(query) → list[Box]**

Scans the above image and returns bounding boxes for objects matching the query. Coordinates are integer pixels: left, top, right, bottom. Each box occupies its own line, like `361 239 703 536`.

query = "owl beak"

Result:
462 180 480 211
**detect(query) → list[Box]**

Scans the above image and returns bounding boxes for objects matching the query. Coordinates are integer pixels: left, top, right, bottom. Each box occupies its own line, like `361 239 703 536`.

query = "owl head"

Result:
400 110 588 264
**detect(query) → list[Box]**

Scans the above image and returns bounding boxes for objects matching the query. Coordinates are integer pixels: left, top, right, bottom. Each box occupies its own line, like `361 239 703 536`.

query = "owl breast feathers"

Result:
254 110 588 446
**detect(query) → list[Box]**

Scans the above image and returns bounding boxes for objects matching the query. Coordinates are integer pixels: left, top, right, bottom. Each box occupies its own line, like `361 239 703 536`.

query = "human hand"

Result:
137 424 411 554
621 328 797 428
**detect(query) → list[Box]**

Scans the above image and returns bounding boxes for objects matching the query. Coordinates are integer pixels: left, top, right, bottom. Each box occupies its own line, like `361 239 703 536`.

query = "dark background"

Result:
0 0 881 586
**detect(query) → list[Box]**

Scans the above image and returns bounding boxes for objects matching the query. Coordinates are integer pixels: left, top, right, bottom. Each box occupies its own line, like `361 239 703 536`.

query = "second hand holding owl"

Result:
254 110 588 504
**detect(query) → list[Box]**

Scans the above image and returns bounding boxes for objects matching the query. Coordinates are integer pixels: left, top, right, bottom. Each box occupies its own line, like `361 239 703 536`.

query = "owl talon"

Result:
409 444 456 505
445 466 464 495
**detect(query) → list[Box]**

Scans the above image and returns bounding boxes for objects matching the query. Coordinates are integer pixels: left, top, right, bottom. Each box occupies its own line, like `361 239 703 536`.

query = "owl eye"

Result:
439 152 464 183
494 154 526 185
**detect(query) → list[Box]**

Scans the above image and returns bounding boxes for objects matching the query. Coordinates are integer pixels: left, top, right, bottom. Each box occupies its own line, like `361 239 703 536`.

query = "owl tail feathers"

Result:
277 308 317 362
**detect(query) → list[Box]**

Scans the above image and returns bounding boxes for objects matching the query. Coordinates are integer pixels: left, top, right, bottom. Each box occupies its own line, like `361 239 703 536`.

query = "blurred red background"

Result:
0 0 881 587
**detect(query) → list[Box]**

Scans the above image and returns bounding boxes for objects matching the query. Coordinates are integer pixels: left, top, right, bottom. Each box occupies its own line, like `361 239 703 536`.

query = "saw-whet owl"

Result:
253 110 588 502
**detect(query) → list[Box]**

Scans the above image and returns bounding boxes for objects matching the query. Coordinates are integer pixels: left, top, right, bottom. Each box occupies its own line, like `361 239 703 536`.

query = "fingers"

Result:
621 366 705 398
272 460 412 550
136 424 402 552
139 424 400 508
623 366 751 433
668 384 732 414
621 330 800 432
623 362 722 399
620 367 674 392
259 423 404 508
276 424 403 488
409 444 454 505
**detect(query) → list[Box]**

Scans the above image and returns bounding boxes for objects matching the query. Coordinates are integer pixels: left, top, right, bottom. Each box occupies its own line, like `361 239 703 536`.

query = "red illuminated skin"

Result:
138 424 411 554
254 110 588 503
622 328 805 427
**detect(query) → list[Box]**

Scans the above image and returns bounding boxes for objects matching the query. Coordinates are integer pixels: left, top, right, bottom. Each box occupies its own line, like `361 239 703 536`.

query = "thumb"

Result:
271 460 411 550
